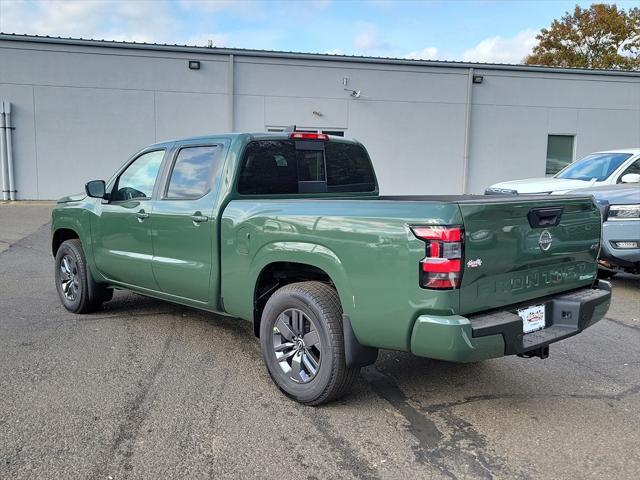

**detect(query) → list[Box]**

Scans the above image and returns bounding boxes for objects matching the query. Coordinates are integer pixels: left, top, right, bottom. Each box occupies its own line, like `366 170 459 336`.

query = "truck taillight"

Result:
411 226 463 290
289 132 329 141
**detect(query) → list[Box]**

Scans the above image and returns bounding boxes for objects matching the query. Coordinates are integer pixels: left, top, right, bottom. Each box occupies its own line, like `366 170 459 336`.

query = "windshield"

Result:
556 153 632 181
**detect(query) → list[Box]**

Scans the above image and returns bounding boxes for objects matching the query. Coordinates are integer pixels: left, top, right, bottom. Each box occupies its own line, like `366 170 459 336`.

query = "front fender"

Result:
51 201 103 281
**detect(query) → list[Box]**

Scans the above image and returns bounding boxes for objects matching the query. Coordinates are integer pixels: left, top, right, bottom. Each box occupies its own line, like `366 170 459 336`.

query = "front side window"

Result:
166 145 222 199
557 152 632 182
237 140 376 195
111 150 165 201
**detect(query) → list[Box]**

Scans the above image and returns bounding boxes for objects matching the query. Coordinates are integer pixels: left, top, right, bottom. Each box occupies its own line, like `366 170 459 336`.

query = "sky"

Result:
0 0 636 64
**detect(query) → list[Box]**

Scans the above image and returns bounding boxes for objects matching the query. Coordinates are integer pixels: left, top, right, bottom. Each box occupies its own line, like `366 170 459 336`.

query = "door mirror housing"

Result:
85 180 106 198
620 173 640 184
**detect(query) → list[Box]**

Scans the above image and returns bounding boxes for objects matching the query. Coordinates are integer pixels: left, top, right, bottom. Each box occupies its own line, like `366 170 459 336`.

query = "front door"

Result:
150 144 224 303
93 149 166 290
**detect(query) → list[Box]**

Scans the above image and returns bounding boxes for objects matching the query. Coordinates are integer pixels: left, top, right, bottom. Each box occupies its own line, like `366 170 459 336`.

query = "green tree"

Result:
525 3 640 70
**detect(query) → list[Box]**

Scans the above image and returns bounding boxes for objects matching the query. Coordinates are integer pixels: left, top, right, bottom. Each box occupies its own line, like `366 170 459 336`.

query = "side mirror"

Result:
85 180 106 198
620 173 640 184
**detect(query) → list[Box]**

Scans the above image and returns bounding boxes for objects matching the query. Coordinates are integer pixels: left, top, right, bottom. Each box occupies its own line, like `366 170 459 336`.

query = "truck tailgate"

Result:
458 196 601 314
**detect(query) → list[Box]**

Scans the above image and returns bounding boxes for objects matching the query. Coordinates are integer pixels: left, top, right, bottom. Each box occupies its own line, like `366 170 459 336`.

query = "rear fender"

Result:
249 241 354 317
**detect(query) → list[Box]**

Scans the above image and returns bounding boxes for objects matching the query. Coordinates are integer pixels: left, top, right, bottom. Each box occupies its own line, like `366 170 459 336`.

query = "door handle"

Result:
136 210 149 221
190 214 209 223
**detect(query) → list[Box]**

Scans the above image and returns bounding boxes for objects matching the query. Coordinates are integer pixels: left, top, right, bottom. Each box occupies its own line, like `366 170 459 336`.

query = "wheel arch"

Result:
248 242 353 338
51 227 80 257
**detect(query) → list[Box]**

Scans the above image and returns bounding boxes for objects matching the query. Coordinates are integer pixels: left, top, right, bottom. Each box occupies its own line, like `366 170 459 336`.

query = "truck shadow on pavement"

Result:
89 291 520 479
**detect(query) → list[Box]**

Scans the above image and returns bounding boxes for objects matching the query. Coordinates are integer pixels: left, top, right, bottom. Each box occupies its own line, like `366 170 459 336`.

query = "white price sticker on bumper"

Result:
518 304 546 334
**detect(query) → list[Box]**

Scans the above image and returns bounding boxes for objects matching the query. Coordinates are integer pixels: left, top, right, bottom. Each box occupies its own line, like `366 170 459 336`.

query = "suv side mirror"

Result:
85 180 106 198
620 173 640 184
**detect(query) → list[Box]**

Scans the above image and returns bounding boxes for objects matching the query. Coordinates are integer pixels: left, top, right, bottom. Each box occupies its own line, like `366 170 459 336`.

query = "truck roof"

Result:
149 132 360 149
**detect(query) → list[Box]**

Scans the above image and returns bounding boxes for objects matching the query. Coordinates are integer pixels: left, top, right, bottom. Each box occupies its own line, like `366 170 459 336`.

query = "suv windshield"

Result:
556 153 632 181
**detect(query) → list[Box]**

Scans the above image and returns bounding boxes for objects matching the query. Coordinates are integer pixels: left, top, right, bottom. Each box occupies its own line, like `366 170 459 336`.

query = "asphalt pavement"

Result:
0 203 639 479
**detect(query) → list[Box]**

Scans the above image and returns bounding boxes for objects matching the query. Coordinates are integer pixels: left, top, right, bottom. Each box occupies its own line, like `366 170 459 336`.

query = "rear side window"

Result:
237 140 376 195
166 145 222 199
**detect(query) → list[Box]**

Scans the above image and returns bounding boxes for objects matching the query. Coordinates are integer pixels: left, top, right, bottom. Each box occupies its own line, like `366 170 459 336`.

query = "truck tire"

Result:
259 281 359 405
54 239 110 313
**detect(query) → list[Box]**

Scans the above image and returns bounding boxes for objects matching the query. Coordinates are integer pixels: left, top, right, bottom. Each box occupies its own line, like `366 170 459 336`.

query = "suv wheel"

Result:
54 239 110 313
260 281 359 405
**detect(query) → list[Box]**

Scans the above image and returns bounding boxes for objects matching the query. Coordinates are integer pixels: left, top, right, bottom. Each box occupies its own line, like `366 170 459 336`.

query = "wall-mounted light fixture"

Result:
472 75 484 84
188 60 201 70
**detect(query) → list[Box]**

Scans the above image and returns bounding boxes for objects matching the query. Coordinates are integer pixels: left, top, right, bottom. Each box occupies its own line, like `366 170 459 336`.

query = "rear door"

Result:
458 196 601 314
150 143 225 303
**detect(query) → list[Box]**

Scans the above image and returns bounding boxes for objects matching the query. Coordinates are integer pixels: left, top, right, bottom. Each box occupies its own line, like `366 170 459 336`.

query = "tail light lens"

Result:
412 226 464 290
289 132 329 141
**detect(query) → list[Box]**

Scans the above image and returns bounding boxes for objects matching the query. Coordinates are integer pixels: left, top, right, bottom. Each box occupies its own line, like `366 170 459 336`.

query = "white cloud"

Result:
353 21 391 53
461 29 537 64
0 0 284 50
0 0 179 42
354 23 378 50
404 47 439 60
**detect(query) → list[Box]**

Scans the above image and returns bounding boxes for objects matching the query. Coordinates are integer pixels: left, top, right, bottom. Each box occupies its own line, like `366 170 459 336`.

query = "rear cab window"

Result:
237 139 377 195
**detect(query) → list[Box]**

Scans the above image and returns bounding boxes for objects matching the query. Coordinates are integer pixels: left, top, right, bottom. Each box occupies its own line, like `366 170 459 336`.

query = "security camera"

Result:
344 88 361 98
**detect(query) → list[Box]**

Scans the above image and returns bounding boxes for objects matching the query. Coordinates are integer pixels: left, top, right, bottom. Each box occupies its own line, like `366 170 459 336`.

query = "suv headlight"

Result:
607 204 640 221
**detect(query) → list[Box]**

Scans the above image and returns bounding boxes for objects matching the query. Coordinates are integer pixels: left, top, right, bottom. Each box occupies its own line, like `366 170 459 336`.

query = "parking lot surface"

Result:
1 204 639 479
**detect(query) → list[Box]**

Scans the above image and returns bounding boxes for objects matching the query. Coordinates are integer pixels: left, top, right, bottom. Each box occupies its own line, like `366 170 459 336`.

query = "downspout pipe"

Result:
0 101 8 201
4 102 16 200
461 68 474 194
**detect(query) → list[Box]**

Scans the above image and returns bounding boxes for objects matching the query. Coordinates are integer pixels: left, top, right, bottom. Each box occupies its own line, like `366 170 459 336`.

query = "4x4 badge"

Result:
538 230 553 251
467 258 483 268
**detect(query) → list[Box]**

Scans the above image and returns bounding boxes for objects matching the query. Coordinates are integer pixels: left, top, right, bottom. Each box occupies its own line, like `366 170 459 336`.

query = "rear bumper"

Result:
410 281 611 362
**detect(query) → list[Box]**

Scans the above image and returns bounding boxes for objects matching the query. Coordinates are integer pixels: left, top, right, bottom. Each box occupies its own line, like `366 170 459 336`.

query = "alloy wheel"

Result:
59 254 80 302
272 308 322 384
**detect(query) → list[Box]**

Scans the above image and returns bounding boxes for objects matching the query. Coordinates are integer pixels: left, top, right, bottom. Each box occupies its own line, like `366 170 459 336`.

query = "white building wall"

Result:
467 71 640 192
0 37 638 199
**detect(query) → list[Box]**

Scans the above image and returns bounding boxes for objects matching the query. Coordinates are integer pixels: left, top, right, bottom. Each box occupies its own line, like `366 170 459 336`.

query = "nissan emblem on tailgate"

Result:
538 230 553 251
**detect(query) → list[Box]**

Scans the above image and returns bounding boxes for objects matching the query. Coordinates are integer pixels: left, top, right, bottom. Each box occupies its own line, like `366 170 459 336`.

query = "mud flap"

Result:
343 314 378 368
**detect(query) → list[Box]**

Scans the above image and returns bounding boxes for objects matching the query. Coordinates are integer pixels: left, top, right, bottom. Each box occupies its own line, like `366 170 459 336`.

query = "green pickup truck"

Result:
52 132 611 405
